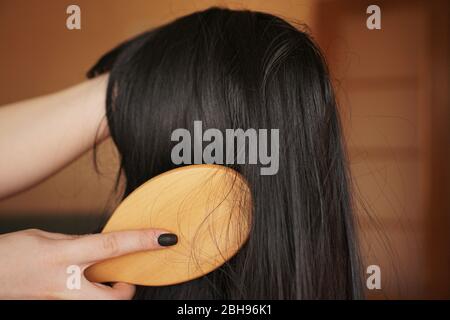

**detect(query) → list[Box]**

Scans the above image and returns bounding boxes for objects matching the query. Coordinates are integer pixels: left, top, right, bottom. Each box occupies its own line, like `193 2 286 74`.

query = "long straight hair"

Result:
88 7 363 299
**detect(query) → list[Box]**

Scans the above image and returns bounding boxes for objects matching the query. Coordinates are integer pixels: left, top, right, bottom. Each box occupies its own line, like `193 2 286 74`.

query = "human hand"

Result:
0 228 177 299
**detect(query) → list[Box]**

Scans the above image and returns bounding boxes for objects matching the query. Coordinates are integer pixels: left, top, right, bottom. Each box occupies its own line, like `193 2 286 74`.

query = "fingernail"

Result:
157 233 178 247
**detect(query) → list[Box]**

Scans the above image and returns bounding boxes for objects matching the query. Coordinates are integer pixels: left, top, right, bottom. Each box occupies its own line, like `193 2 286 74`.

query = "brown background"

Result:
0 0 448 299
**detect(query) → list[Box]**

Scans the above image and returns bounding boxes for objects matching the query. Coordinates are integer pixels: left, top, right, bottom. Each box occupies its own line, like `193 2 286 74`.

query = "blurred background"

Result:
0 0 448 299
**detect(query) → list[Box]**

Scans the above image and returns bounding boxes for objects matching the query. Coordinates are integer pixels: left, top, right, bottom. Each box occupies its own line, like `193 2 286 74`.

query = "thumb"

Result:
78 281 136 300
109 282 136 300
66 229 178 264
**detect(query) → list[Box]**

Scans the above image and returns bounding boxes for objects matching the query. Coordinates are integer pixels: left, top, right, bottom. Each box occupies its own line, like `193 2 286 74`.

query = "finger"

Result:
45 232 81 240
66 229 178 264
22 229 80 240
20 229 62 239
87 282 136 300
109 282 136 300
71 279 136 300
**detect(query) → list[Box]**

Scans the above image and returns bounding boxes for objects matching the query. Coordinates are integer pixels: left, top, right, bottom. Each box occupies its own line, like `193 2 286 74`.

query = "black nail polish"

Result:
158 233 178 246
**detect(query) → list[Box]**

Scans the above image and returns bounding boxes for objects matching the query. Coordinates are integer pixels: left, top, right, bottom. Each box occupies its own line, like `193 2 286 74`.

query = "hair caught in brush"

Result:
88 7 364 299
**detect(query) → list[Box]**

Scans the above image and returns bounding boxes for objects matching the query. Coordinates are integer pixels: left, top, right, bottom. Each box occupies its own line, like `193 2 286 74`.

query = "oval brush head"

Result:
84 164 252 286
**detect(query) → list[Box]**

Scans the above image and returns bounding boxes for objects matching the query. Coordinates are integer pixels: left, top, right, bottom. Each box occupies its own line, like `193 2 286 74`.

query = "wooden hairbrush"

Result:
84 164 252 286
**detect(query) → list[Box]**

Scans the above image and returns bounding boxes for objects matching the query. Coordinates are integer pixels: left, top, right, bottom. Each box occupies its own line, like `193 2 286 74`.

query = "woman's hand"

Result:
0 74 109 199
0 228 177 299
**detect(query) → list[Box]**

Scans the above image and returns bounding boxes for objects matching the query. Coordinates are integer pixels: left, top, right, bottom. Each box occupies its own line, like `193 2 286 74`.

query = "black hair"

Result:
88 7 363 299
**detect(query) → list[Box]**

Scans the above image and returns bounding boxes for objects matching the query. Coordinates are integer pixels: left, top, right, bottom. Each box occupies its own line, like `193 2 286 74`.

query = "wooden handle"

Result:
84 164 252 286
